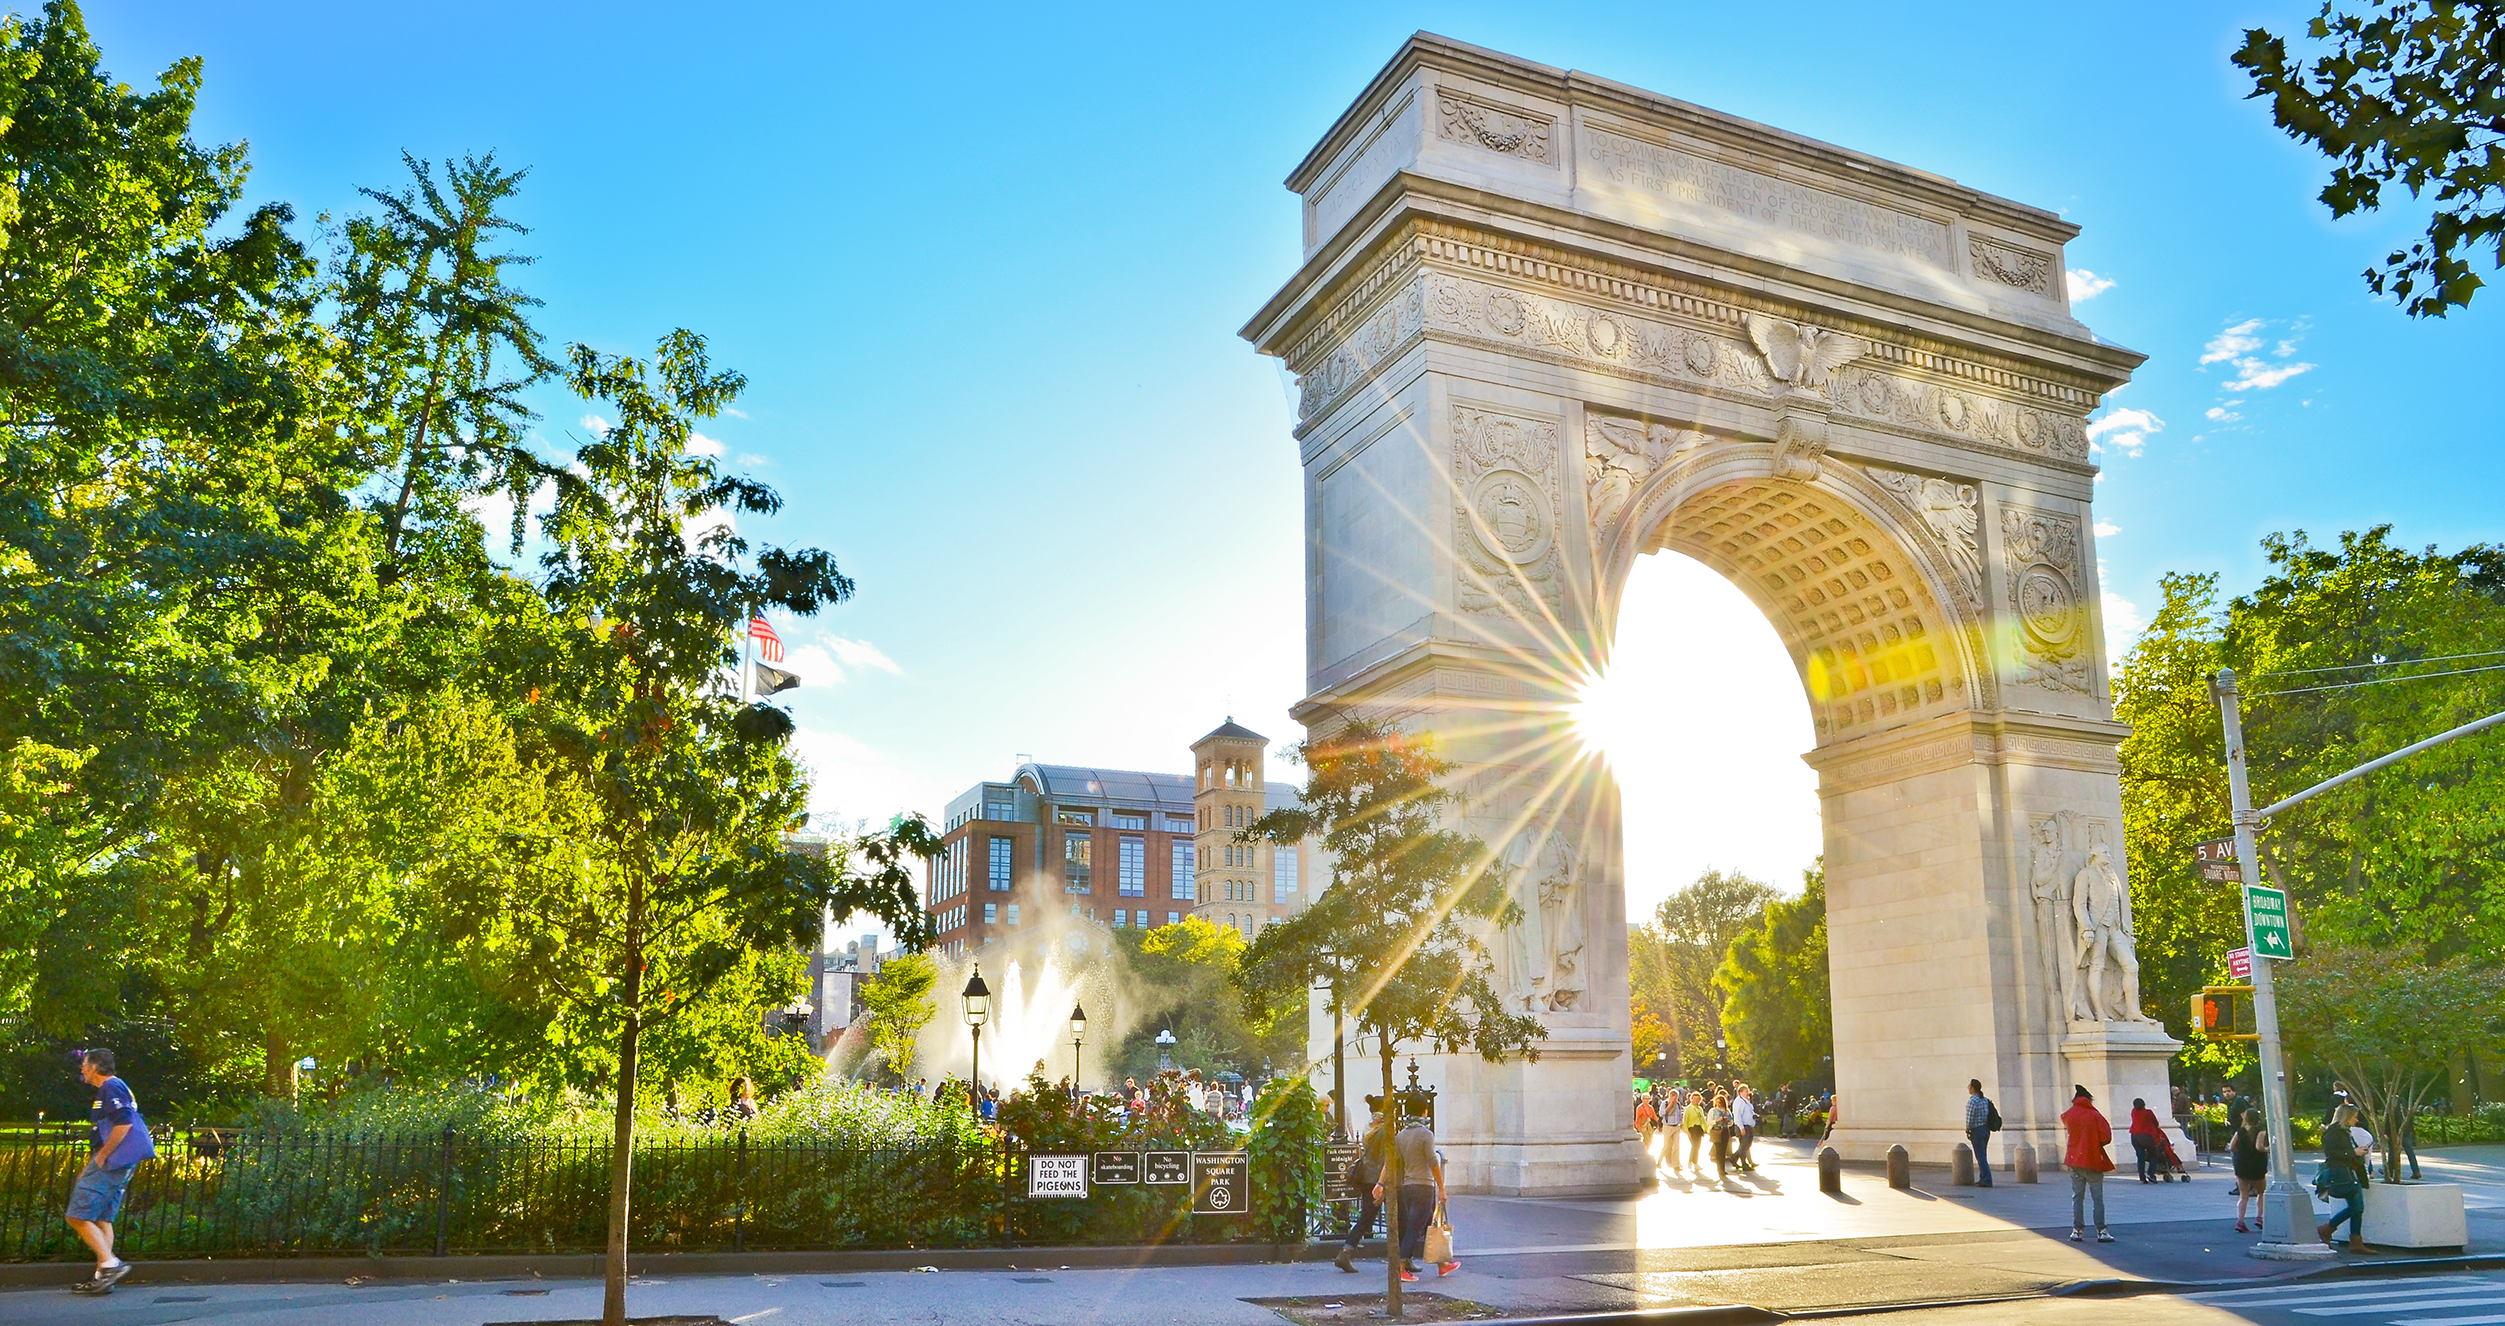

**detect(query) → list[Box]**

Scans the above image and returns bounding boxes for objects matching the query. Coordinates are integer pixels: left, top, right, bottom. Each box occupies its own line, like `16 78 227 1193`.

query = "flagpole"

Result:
740 606 755 705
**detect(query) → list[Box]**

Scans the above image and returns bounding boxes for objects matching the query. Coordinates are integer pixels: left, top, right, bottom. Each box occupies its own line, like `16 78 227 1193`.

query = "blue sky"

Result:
90 1 2504 921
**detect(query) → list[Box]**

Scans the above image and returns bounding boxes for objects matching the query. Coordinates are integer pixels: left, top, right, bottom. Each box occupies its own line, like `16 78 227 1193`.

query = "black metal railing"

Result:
0 1125 995 1261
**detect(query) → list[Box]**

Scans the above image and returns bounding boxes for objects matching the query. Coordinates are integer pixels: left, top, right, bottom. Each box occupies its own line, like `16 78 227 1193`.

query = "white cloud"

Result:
687 430 726 457
2206 403 2242 422
723 406 751 420
2085 406 2164 457
580 413 612 435
784 636 904 684
736 452 772 468
2102 588 2143 664
2066 269 2116 302
787 725 943 828
2223 357 2315 391
2094 521 2121 538
2201 319 2265 365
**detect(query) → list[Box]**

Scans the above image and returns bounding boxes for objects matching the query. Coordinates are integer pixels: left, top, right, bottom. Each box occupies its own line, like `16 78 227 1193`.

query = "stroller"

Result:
2148 1128 2193 1182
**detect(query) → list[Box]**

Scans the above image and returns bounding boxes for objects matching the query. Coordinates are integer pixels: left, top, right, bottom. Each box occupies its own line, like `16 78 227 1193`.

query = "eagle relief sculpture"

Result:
1744 313 1869 392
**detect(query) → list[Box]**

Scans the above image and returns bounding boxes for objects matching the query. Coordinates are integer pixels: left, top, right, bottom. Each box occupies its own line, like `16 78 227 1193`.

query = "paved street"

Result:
8 1141 2497 1324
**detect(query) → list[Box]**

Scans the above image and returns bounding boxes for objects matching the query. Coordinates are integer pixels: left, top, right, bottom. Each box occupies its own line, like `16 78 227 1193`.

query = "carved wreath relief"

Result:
2029 812 2150 1025
1435 88 1555 164
1867 467 1981 606
1968 236 2056 298
2000 505 2091 694
1452 407 1564 619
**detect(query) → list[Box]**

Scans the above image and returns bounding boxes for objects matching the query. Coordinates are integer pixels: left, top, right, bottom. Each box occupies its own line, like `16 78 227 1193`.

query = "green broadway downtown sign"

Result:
2245 885 2292 960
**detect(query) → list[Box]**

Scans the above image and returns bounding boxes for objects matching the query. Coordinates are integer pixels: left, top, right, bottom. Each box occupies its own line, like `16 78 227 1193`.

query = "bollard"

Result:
1887 1144 1912 1189
2015 1142 2040 1184
1818 1146 1842 1195
1950 1141 1975 1187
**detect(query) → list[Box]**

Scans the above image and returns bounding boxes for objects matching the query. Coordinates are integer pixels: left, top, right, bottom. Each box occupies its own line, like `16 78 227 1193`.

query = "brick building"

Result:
925 719 1315 954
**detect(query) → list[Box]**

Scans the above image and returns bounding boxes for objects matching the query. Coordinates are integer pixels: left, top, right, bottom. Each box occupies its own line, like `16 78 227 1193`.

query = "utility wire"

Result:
2254 660 2505 698
2255 646 2505 678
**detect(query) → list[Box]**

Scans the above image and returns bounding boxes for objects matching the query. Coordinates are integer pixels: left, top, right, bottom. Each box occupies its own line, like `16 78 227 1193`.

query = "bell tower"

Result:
1191 718 1272 933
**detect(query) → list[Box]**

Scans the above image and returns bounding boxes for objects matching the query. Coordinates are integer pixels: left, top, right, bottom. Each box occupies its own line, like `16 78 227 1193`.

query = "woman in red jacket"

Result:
2128 1098 2168 1183
2062 1085 2116 1243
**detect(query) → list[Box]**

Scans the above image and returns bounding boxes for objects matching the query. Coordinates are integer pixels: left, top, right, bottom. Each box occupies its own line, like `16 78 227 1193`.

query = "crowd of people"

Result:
1630 1079 1821 1182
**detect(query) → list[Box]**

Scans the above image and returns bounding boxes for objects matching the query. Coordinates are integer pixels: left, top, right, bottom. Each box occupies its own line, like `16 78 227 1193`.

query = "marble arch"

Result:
1243 35 2173 1195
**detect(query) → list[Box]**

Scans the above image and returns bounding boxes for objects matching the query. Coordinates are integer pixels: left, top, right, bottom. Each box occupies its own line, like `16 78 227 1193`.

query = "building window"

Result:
1171 840 1196 900
1057 808 1094 826
1274 846 1298 905
1007 903 1020 926
1165 815 1194 833
1114 909 1129 927
1167 911 1181 925
1111 812 1146 830
984 902 997 925
989 836 1013 890
985 799 1013 821
1119 837 1145 896
1065 834 1092 893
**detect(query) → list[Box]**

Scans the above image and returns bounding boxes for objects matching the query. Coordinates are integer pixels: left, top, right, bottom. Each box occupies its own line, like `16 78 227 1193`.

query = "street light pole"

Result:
1070 1003 1087 1102
2212 670 2326 1257
962 966 991 1115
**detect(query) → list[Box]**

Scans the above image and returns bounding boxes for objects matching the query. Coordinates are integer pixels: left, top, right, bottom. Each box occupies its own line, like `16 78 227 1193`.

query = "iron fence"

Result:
0 1125 995 1261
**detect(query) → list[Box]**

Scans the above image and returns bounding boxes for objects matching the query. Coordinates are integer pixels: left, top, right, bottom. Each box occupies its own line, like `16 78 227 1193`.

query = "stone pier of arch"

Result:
1245 35 2180 1196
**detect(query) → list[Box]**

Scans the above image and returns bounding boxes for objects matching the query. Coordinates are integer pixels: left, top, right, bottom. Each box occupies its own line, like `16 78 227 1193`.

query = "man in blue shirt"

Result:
66 1048 154 1295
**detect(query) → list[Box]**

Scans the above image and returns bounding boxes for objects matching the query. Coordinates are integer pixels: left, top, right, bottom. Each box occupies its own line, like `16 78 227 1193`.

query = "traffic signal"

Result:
2190 986 2257 1040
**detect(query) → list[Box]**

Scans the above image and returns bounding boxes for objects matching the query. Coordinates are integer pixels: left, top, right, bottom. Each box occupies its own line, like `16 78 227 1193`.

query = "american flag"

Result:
749 616 784 663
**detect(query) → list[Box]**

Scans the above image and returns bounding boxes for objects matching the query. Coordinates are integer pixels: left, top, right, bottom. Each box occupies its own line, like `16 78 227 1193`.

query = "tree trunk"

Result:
603 918 644 1326
1382 1039 1400 1320
262 1032 296 1102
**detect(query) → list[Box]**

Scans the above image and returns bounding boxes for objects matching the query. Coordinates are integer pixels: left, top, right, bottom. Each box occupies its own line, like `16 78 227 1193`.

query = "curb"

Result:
0 1240 1332 1289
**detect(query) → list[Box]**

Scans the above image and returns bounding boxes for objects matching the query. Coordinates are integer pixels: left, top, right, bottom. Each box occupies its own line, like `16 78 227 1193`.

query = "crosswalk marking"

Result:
2299 1301 2505 1319
2192 1276 2491 1303
2390 1315 2505 1326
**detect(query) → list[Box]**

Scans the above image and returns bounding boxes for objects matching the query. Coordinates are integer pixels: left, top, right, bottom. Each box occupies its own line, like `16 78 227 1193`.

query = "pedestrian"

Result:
2230 1108 2268 1233
1821 1092 1839 1142
728 1077 761 1121
2398 1109 2420 1181
2128 1098 2166 1182
2061 1084 2115 1243
1707 1092 1734 1181
66 1049 154 1296
2316 1104 2368 1251
1680 1091 1708 1176
1775 1083 1794 1139
1335 1105 1388 1272
1372 1112 1457 1281
1964 1079 1997 1187
1634 1092 1659 1157
1732 1083 1758 1171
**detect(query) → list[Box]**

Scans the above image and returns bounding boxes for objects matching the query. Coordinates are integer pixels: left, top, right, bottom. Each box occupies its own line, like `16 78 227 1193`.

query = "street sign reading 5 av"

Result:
2245 885 2293 960
2194 837 2242 883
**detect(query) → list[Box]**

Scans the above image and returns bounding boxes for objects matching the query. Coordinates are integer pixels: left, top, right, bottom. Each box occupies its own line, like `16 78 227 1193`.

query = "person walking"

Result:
2128 1098 2166 1182
2397 1109 2420 1181
66 1049 155 1296
2230 1108 2269 1233
1732 1084 1758 1172
1372 1113 1456 1281
1707 1092 1735 1181
1680 1091 1708 1177
1634 1092 1660 1159
2316 1104 2369 1251
2061 1085 2115 1243
1334 1106 1389 1272
1964 1079 1997 1187
729 1077 761 1121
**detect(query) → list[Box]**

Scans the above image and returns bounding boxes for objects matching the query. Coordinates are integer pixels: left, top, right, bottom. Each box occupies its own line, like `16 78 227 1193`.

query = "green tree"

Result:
1106 917 1299 1085
2277 943 2505 1177
2115 528 2505 1072
509 329 925 1326
1236 719 1541 1317
1713 862 1832 1089
2236 2 2505 316
1630 868 1780 1078
861 951 938 1080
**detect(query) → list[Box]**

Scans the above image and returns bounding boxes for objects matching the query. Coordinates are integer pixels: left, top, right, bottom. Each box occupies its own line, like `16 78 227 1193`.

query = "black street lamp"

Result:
1155 1026 1176 1073
962 965 991 1108
1069 1002 1087 1099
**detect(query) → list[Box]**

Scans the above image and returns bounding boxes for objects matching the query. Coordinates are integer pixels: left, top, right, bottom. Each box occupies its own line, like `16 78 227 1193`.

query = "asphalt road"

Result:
1874 1272 2505 1325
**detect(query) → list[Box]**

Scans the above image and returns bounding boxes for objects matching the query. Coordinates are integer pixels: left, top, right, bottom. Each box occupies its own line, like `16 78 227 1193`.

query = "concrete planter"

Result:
2359 1182 2467 1251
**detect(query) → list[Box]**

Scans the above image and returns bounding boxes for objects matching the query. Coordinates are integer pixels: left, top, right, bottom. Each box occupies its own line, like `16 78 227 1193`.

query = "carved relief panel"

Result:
1865 467 1981 607
2000 504 2091 695
2027 811 2147 1026
1453 765 1589 1016
1451 405 1564 620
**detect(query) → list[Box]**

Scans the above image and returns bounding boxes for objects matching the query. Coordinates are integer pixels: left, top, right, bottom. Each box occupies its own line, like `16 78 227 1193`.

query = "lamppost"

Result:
1069 1002 1087 1100
1156 1027 1176 1073
962 965 990 1111
1715 1036 1728 1087
781 998 812 1042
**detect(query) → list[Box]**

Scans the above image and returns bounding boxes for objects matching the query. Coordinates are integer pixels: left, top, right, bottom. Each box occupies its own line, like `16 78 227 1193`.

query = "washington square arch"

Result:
1243 36 2177 1196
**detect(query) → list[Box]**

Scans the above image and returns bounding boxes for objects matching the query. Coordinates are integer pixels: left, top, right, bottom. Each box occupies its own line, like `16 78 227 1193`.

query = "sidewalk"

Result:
4 1140 2494 1324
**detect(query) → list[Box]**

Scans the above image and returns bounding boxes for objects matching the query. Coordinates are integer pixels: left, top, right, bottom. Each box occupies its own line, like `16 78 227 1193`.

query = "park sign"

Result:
1142 1152 1190 1185
2194 837 2242 883
2245 885 2293 960
1191 1152 1248 1216
1090 1152 1142 1185
1028 1154 1087 1199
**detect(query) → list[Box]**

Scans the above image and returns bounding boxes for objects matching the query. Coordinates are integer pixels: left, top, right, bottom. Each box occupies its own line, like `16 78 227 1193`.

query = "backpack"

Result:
1985 1100 2003 1132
